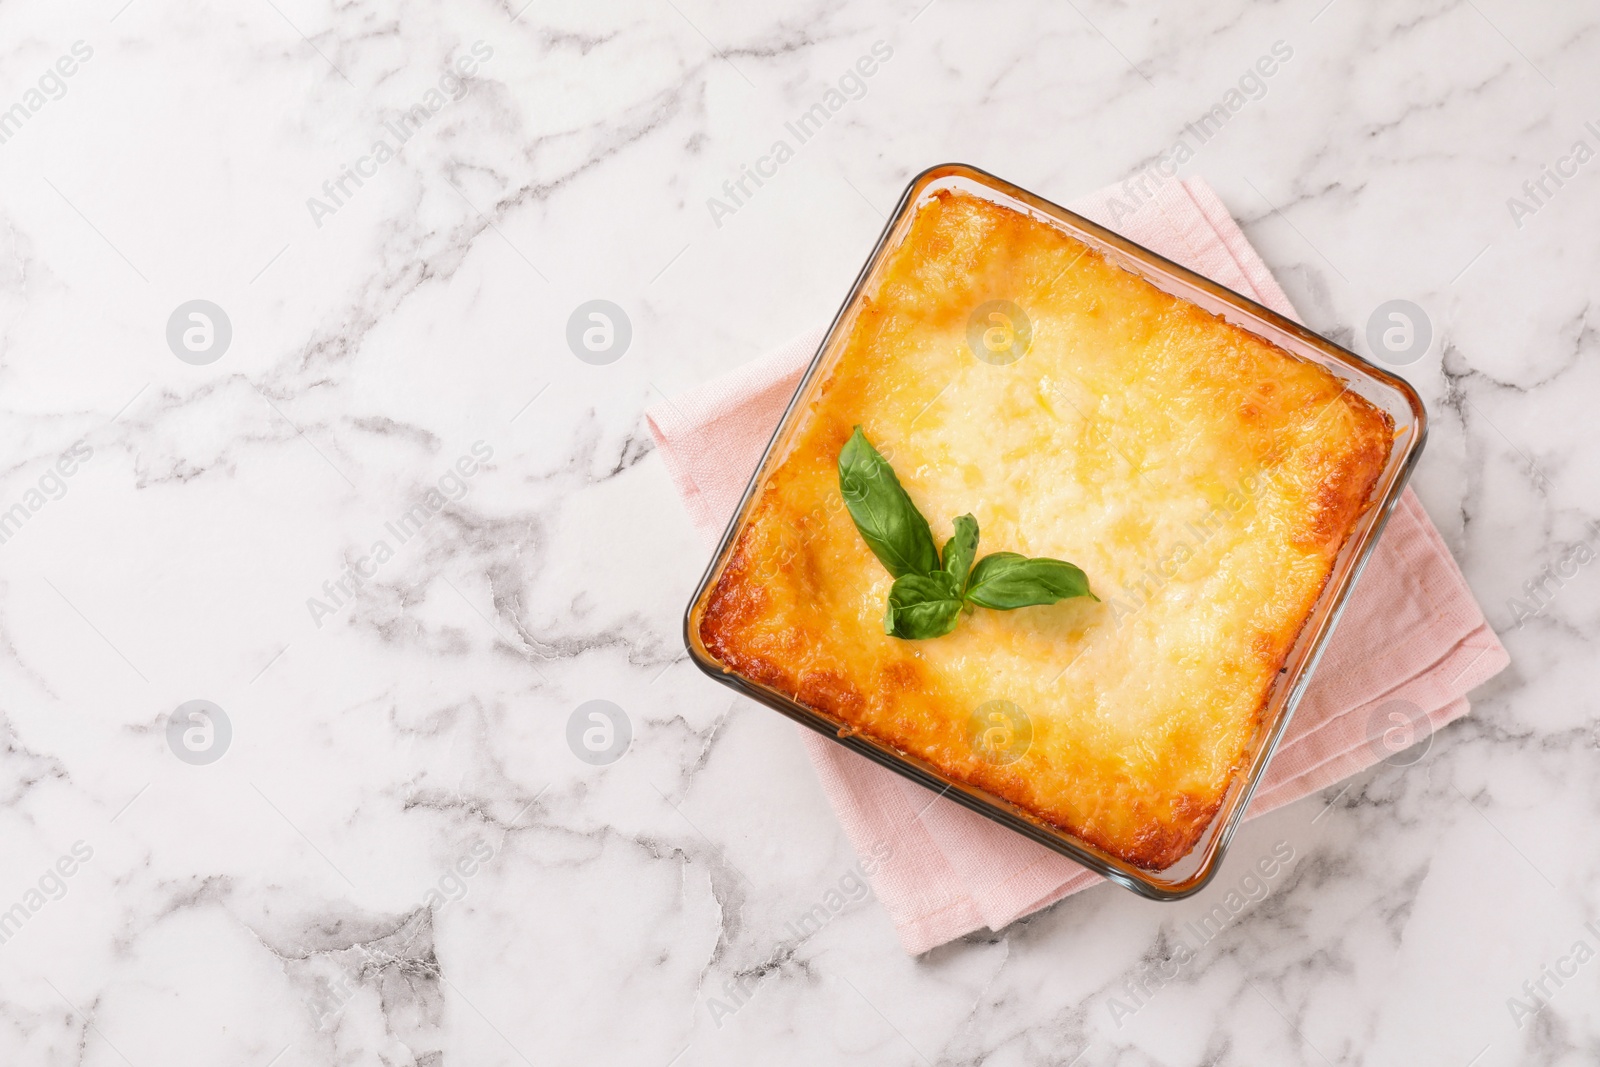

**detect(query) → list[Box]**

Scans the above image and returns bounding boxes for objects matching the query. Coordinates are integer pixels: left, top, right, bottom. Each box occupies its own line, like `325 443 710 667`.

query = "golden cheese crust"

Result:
700 191 1393 869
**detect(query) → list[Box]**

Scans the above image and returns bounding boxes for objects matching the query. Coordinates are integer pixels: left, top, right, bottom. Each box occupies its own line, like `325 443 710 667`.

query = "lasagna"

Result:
697 191 1393 869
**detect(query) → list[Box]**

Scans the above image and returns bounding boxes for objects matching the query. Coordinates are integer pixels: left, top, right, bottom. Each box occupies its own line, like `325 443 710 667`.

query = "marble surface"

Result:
0 0 1594 1063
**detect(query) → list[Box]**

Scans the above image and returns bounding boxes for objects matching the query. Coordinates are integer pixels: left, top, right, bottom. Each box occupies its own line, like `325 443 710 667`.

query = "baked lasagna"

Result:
697 191 1393 869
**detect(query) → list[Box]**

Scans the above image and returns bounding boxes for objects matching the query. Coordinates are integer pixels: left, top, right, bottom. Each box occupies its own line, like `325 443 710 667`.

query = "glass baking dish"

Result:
682 163 1427 900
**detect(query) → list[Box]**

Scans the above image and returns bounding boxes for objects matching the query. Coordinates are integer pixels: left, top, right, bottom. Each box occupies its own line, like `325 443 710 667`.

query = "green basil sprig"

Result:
838 427 938 578
838 427 1097 640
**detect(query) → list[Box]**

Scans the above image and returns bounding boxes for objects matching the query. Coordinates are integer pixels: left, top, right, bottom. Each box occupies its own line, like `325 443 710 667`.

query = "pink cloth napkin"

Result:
648 177 1509 954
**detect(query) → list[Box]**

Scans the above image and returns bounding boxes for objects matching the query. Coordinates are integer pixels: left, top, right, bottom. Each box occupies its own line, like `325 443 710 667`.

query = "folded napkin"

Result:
648 176 1509 954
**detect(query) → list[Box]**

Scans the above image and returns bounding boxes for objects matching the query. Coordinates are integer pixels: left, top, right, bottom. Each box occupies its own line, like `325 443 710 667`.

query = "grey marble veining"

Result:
0 0 1593 1063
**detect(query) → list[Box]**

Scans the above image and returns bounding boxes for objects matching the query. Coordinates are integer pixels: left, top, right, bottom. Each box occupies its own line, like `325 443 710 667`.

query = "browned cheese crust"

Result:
699 192 1394 869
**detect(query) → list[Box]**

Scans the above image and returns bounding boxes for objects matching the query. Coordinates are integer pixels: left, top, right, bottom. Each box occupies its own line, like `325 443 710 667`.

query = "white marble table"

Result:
0 0 1593 1063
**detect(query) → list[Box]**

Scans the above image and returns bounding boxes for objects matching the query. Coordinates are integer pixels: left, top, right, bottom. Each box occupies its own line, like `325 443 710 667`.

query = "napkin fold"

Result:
648 177 1509 955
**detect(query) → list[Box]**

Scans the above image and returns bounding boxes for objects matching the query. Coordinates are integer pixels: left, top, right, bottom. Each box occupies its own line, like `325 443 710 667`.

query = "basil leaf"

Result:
884 571 964 640
941 514 979 597
838 429 1096 640
838 427 938 579
965 552 1097 610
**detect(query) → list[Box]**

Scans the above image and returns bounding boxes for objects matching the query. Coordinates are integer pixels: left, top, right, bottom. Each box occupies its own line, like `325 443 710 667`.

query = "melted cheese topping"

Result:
699 191 1393 869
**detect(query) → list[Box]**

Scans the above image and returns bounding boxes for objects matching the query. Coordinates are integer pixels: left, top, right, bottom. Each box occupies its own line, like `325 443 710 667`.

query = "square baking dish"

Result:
682 163 1427 900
